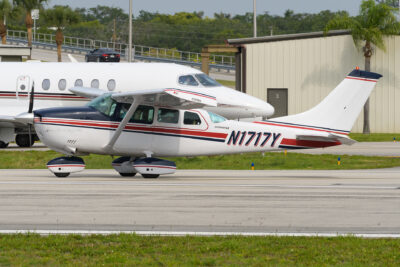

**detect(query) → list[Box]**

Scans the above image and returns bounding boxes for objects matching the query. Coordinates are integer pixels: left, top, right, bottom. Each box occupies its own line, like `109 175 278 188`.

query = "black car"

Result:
85 48 121 62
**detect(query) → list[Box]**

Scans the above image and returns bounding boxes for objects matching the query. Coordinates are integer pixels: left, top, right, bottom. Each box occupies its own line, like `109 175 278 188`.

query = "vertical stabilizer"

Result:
269 69 382 134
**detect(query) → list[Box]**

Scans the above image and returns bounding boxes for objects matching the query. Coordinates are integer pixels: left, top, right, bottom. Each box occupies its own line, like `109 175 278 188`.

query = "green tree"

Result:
0 0 13 44
42 6 79 62
13 0 48 58
325 0 400 134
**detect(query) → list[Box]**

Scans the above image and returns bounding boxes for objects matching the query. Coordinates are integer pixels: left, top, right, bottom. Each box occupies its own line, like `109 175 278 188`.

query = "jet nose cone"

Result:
15 112 34 124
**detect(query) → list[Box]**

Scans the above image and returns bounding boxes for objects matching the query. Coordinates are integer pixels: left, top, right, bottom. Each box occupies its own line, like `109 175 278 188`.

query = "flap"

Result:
69 87 107 99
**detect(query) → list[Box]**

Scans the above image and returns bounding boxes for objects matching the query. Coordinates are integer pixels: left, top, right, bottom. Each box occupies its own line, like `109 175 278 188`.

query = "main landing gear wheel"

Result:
54 172 70 178
141 174 160 179
15 134 35 147
119 172 137 177
0 141 9 148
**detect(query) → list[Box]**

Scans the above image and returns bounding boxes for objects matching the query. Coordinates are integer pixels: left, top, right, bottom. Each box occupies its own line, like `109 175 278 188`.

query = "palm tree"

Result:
325 0 400 134
0 0 13 44
42 6 79 62
13 0 47 58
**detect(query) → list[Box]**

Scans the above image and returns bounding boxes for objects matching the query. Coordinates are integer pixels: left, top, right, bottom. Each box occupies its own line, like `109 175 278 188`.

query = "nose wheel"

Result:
47 156 85 178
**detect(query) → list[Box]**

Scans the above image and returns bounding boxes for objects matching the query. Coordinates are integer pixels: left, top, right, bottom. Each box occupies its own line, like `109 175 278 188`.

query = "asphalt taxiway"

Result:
0 169 399 235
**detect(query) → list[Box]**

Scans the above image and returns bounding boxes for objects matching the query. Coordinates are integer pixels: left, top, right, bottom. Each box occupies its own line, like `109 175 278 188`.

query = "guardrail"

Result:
7 30 235 71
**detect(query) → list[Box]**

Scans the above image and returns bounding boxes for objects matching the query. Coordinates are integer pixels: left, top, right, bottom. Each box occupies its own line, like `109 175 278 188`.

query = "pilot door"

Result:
16 75 31 99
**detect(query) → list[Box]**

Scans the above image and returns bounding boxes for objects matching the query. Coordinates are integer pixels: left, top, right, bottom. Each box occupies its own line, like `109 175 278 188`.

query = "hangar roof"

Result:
227 30 350 45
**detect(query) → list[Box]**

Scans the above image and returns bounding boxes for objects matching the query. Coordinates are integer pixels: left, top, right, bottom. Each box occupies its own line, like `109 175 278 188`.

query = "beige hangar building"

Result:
228 30 400 133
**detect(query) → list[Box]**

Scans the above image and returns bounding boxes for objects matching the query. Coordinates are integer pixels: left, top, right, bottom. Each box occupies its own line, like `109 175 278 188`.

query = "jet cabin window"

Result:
58 79 67 90
195 74 220 87
158 108 179 124
74 79 83 87
178 75 199 86
184 111 201 125
87 93 117 117
42 79 50 90
91 79 100 88
107 79 116 91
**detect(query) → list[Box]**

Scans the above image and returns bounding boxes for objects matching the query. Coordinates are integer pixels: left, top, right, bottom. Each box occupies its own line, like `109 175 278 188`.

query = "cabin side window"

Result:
158 108 179 124
184 111 201 125
91 79 100 88
74 79 83 87
107 79 116 91
42 79 50 90
118 104 154 124
58 79 67 90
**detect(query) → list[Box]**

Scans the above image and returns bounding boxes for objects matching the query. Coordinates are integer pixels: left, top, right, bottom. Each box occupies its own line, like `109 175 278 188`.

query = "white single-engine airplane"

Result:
0 62 274 148
28 68 381 178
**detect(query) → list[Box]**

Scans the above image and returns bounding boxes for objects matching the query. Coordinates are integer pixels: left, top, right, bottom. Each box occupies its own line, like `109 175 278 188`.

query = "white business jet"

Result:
0 62 274 148
29 68 381 178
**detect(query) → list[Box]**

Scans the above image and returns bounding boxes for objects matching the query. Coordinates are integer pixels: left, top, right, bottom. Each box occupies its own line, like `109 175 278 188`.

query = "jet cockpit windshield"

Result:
87 93 117 117
178 73 221 87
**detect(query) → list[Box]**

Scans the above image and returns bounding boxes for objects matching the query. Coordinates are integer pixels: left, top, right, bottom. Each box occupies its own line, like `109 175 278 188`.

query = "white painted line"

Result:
0 230 399 238
0 181 398 190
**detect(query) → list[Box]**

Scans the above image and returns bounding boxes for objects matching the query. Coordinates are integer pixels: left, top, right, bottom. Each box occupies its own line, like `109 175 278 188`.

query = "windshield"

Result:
195 74 221 87
87 93 117 117
207 111 226 123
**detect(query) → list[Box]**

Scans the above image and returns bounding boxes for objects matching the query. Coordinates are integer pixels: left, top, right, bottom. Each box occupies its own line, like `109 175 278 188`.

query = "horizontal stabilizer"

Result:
69 87 106 99
296 133 356 146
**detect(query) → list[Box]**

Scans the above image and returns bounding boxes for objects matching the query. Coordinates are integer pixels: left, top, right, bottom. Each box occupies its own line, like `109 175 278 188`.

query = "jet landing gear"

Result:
47 156 85 178
112 157 176 178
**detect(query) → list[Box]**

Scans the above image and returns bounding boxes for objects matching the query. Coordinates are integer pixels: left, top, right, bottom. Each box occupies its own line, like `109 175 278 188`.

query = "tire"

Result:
54 172 70 178
119 173 137 177
0 141 9 148
15 134 34 147
141 174 160 179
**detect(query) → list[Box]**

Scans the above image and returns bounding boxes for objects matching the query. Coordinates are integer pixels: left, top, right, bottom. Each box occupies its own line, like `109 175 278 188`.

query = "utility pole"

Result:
253 0 257 37
112 19 116 50
128 0 133 62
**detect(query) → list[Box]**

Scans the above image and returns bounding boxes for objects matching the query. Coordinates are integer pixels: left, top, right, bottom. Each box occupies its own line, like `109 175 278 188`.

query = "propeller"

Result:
28 81 35 113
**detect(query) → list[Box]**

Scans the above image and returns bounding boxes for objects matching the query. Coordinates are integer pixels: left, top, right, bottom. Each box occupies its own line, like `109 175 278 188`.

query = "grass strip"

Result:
1 151 400 170
216 79 235 88
0 234 399 266
349 133 400 142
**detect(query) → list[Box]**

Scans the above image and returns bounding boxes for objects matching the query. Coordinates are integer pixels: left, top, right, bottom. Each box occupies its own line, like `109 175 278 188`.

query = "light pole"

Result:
128 0 133 62
253 0 257 37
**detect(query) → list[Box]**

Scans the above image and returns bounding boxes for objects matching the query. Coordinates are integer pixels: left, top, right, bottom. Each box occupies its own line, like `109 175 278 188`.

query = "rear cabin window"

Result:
158 108 179 124
184 111 201 125
178 75 199 86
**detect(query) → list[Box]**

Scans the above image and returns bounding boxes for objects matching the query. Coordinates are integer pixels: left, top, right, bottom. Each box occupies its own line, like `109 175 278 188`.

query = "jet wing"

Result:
296 132 356 146
111 88 217 108
69 87 107 99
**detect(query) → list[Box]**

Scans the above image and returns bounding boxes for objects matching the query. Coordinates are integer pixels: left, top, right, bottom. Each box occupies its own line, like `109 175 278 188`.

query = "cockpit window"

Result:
178 75 199 86
118 104 154 124
87 93 117 117
207 111 226 123
195 74 220 87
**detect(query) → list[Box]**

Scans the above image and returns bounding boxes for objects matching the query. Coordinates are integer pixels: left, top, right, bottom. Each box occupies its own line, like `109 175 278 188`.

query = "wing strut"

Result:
103 97 141 153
